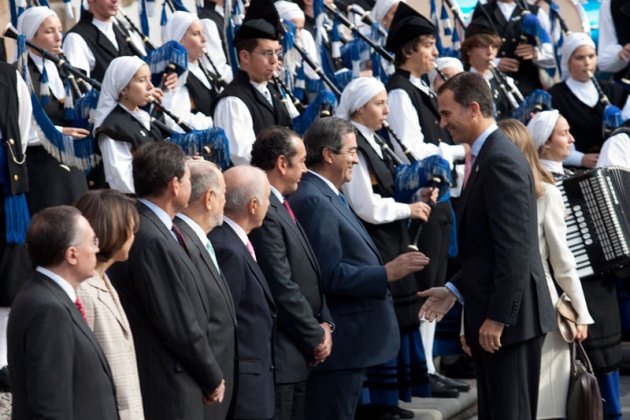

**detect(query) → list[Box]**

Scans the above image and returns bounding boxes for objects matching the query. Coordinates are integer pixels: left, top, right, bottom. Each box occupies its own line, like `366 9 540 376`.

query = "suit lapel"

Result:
36 274 115 381
224 224 275 308
269 194 320 274
306 173 382 261
456 130 498 236
87 277 130 335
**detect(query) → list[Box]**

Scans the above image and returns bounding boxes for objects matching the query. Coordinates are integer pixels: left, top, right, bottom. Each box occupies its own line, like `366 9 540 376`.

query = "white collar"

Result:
176 213 211 246
497 1 518 20
540 159 565 175
351 121 383 159
566 78 598 107
119 103 151 130
36 266 77 302
222 216 249 245
138 198 173 231
269 184 284 203
308 169 341 195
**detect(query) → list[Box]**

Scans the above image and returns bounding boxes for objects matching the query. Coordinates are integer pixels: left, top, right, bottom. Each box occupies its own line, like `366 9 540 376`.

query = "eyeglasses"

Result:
331 148 358 157
250 49 284 60
74 237 100 249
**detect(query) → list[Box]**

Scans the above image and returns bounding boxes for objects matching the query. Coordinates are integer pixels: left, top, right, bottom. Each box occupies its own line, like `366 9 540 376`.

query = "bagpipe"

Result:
372 122 451 251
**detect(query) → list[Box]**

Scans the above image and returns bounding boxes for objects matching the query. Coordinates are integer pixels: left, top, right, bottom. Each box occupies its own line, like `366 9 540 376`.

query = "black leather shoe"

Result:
429 375 459 398
0 365 10 392
392 406 414 419
432 373 470 392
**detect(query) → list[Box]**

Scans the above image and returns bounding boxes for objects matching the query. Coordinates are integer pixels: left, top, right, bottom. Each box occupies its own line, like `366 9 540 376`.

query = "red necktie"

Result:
463 152 473 189
75 297 88 324
246 239 257 261
171 224 191 257
283 199 296 224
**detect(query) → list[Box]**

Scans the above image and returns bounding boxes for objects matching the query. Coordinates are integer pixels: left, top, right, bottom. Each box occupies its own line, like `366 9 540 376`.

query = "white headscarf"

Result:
17 6 57 41
336 77 386 121
274 1 304 22
163 11 199 44
372 0 403 25
427 57 464 89
526 110 560 149
561 32 595 81
93 56 147 132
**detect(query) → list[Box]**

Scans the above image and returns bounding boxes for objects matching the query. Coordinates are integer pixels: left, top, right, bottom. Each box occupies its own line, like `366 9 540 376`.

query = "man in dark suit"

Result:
208 165 277 420
419 72 556 419
174 160 237 420
249 126 333 420
109 142 225 420
288 117 430 420
8 206 119 420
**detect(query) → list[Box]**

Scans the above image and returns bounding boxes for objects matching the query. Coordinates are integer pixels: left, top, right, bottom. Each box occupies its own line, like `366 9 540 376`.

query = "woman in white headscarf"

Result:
336 77 435 419
526 110 576 177
427 57 463 92
499 118 593 420
16 6 89 214
371 0 403 29
162 11 216 133
94 56 167 194
549 32 630 169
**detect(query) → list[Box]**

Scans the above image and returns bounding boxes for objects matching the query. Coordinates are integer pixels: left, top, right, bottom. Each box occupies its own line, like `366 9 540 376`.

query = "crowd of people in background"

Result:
0 0 629 419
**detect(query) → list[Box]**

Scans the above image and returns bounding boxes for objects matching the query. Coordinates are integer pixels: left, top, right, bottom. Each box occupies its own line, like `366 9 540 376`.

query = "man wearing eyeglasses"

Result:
212 0 298 166
288 118 430 420
8 206 119 420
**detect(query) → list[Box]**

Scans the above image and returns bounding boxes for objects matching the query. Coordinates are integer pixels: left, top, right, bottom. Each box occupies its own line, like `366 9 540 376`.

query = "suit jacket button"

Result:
8 139 14 145
88 180 95 187
13 175 18 181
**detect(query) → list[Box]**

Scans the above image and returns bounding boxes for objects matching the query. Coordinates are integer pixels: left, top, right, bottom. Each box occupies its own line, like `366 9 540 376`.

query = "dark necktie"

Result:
171 224 191 257
75 297 88 324
282 199 297 224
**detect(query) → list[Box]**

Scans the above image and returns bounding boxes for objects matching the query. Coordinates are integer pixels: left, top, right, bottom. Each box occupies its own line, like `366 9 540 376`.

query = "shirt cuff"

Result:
445 282 464 305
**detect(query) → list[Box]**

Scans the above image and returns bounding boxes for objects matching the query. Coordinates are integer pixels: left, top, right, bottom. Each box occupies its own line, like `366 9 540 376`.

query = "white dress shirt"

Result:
597 0 629 74
341 122 411 224
36 266 77 302
1 70 33 154
201 18 233 84
598 132 630 168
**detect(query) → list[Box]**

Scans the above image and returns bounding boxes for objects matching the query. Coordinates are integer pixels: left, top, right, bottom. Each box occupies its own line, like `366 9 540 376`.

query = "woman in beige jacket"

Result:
75 189 144 420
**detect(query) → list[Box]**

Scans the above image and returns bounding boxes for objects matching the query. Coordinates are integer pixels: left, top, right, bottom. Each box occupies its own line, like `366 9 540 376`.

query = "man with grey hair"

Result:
208 165 277 420
288 117 430 419
174 160 236 419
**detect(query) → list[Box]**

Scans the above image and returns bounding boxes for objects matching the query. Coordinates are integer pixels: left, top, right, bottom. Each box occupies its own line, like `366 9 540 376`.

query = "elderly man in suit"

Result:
249 126 333 420
288 117 430 420
109 142 225 420
208 165 276 420
419 72 556 419
174 160 237 420
8 206 119 420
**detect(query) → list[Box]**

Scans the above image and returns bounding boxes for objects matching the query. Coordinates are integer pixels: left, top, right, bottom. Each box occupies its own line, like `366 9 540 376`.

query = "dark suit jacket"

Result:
288 172 400 371
249 193 332 384
109 202 222 420
208 222 276 420
452 129 556 347
174 217 238 420
8 272 119 420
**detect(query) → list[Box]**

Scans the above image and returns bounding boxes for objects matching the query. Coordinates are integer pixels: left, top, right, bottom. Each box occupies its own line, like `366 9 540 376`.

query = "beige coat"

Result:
77 273 145 420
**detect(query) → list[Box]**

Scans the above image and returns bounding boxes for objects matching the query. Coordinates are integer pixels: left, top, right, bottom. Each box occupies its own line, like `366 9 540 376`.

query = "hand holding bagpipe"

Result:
407 176 441 252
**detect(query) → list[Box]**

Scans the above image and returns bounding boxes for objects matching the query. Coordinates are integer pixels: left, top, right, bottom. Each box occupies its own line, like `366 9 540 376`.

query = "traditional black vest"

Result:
0 64 28 195
212 70 293 136
473 1 542 97
187 72 218 116
611 0 630 80
27 58 67 126
198 0 227 56
385 69 452 146
355 131 420 329
549 80 628 153
66 13 136 82
95 105 164 150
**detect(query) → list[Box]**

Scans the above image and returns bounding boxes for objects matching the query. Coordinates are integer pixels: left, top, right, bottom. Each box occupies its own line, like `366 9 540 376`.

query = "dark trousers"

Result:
304 368 367 420
275 381 306 420
413 201 452 292
471 335 545 420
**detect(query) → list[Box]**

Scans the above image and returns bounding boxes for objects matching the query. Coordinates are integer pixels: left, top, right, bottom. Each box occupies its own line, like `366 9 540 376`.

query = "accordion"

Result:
556 167 630 279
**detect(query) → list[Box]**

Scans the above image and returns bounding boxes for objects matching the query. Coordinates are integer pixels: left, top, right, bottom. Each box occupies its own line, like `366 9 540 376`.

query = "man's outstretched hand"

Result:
418 287 457 322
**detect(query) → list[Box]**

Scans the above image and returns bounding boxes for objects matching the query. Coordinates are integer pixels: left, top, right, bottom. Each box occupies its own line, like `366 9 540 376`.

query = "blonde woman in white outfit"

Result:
498 118 594 419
